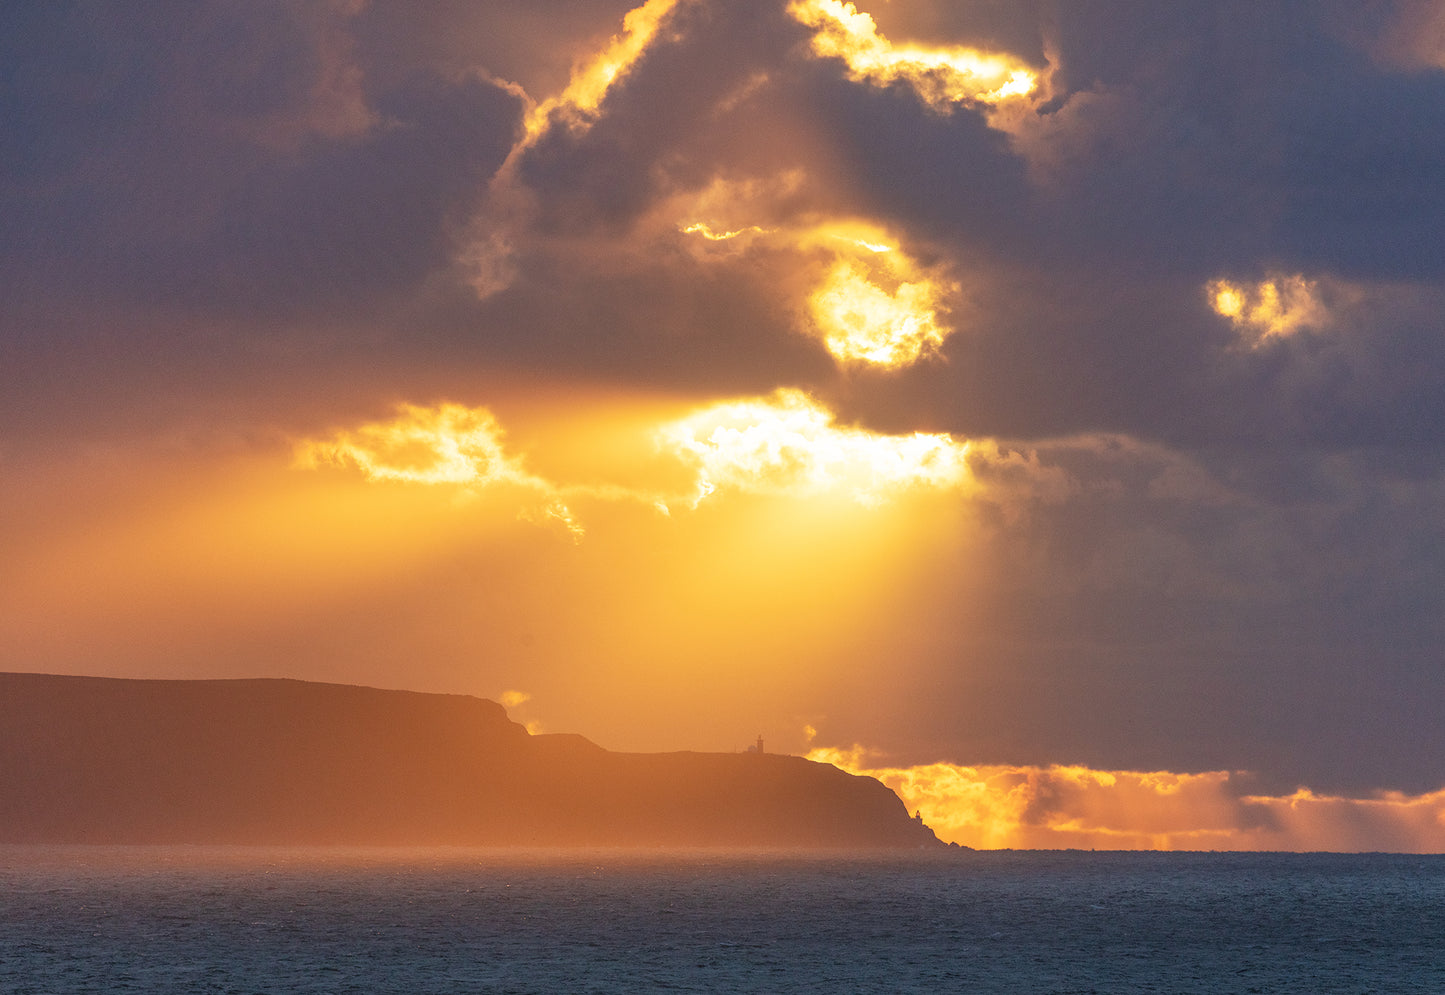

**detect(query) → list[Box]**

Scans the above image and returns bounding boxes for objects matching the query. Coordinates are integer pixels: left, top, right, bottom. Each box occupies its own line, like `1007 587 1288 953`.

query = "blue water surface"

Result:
1 846 1441 993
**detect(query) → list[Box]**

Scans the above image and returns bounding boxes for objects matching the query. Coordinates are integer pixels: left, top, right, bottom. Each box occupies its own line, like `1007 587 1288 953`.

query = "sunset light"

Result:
681 218 957 367
1207 274 1328 345
787 0 1039 111
807 259 950 366
811 747 1445 853
292 391 971 530
659 389 971 507
678 222 774 242
295 403 535 488
11 0 1445 886
521 0 680 143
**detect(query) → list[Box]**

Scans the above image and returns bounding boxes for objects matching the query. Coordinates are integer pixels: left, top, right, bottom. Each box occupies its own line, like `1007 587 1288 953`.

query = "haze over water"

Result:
4 846 1442 993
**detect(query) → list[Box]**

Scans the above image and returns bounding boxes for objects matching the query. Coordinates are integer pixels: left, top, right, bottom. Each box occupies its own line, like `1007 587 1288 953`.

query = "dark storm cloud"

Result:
353 0 644 101
10 0 1445 444
463 244 833 393
769 0 1445 450
789 0 1445 282
1027 0 1445 279
440 0 1445 453
2 1 521 323
514 0 811 235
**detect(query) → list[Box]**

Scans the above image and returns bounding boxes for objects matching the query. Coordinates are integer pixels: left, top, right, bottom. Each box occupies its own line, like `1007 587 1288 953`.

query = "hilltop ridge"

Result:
0 673 941 848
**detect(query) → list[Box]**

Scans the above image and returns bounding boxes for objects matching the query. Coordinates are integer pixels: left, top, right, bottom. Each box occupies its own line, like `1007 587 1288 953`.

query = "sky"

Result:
4 0 1445 851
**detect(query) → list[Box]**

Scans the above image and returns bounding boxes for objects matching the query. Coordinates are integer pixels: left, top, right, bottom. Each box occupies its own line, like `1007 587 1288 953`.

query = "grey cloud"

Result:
515 0 810 234
483 1 1445 452
2 2 522 323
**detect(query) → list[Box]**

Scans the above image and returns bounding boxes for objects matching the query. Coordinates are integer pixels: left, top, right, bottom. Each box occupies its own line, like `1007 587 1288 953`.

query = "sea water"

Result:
1 846 1441 994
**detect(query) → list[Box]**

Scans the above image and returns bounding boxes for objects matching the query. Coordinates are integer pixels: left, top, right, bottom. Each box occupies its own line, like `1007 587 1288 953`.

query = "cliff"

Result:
0 673 941 848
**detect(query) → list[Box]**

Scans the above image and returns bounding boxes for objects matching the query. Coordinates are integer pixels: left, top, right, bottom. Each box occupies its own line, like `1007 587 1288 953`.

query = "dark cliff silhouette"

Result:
0 673 942 848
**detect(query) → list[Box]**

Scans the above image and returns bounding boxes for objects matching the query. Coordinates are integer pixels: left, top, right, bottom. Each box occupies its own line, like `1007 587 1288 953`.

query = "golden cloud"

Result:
657 388 972 507
463 0 685 299
294 403 587 541
297 392 983 536
1207 274 1329 346
807 258 950 367
498 689 531 709
521 0 682 144
293 400 1253 548
680 217 959 368
812 745 1445 852
678 221 776 242
294 403 537 488
787 0 1038 112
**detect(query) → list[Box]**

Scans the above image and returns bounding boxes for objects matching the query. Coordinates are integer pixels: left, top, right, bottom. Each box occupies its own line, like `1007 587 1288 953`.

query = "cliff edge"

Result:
0 673 941 848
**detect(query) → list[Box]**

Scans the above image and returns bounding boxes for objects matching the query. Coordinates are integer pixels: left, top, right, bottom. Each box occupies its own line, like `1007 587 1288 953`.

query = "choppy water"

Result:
1 846 1441 994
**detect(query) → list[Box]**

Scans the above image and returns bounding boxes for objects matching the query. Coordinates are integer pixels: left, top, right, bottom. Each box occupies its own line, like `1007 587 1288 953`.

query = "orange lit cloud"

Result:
807 257 950 366
787 0 1038 111
678 221 775 242
520 0 682 144
668 172 806 248
811 746 1445 852
498 689 545 734
298 392 976 521
1207 274 1330 346
295 403 535 487
463 0 684 298
498 689 531 709
294 403 587 541
658 388 972 507
680 217 958 368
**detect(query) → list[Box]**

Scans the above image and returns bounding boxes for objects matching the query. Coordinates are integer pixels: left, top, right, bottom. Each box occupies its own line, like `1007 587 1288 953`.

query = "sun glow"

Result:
295 393 972 530
787 0 1038 111
800 221 956 368
658 389 971 508
808 259 950 366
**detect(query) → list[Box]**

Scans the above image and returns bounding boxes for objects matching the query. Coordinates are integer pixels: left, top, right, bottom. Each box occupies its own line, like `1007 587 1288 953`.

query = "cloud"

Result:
517 0 683 146
0 2 522 323
806 257 951 366
296 390 976 521
787 0 1039 111
294 403 586 541
191 384 1445 800
1207 274 1332 347
811 745 1445 852
679 216 958 368
658 388 972 506
295 403 535 488
498 689 531 709
1335 0 1445 74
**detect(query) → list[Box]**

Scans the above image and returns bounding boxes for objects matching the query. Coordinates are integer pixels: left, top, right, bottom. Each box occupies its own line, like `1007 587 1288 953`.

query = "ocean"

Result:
1 846 1441 993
